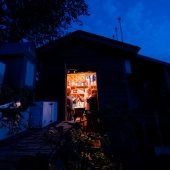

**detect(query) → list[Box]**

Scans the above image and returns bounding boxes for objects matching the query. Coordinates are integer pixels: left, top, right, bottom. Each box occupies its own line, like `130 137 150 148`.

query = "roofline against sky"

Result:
37 29 141 55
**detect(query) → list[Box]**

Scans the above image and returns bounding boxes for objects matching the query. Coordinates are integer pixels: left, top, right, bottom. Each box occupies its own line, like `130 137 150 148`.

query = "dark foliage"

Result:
0 0 89 46
0 85 33 109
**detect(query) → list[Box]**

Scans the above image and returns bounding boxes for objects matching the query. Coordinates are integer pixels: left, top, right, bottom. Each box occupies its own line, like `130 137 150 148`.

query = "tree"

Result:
0 0 89 46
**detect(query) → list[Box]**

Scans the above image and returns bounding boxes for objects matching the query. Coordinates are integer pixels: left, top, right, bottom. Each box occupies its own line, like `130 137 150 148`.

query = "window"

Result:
25 61 35 87
0 62 6 85
124 60 132 74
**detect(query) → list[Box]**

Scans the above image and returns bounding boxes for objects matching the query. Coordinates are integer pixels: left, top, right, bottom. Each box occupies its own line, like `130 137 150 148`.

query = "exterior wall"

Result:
36 53 66 121
1 55 25 88
122 56 170 162
36 41 132 121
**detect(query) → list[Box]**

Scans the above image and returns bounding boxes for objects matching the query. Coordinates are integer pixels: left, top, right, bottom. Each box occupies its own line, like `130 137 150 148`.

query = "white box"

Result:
30 101 57 128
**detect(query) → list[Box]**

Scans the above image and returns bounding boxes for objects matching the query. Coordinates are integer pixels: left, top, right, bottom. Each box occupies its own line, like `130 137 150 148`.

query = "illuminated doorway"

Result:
66 71 98 122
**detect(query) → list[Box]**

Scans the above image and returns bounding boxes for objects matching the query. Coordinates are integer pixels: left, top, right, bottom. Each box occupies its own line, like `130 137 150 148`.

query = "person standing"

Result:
84 87 92 111
66 87 74 121
86 89 99 132
77 87 92 109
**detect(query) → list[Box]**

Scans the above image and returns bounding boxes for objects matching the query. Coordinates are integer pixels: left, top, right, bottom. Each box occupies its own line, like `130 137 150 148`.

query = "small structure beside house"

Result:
0 42 58 141
0 42 37 140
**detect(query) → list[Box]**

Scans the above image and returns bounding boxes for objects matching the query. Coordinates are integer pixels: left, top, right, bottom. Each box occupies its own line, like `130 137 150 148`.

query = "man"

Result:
86 89 99 132
67 87 74 121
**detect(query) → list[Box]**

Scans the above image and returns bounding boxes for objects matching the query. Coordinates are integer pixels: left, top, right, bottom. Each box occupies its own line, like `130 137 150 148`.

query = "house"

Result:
36 30 170 167
36 30 140 119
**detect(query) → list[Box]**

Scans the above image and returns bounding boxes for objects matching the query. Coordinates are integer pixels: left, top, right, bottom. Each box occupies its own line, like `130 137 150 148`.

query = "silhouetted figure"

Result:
86 89 99 132
67 87 74 121
77 87 92 110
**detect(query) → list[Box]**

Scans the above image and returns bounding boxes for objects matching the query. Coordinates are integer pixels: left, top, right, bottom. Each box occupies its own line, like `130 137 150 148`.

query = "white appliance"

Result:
30 101 57 128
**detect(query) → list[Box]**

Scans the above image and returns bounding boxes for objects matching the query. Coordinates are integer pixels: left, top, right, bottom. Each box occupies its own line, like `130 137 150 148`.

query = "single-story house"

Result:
36 30 170 162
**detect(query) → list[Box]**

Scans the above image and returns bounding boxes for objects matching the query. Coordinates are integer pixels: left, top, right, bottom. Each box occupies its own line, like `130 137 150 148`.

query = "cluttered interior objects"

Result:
66 71 98 127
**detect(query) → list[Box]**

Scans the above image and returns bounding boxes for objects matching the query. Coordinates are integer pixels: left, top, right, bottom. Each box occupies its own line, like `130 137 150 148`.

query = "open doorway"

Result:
66 71 98 124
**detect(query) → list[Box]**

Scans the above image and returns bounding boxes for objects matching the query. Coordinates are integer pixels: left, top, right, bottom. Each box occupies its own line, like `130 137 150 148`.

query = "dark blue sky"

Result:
69 0 170 63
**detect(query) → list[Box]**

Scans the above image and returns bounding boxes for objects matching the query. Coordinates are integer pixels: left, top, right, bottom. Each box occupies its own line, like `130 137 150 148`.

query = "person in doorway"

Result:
67 87 74 121
84 87 93 111
77 87 92 109
76 87 93 130
86 89 99 132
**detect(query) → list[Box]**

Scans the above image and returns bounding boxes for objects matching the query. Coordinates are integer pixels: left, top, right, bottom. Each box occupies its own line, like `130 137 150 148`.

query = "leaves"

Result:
0 107 26 134
44 124 119 170
0 0 89 46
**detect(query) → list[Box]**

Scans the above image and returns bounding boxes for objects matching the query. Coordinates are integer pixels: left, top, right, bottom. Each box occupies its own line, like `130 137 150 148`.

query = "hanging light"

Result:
15 101 21 108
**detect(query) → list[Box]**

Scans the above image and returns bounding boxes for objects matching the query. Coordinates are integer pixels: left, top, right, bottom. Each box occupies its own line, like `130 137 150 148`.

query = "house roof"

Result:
37 30 141 55
137 54 170 67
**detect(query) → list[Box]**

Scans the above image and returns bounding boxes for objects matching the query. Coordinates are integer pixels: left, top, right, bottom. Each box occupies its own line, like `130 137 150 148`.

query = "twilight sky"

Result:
69 0 170 63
